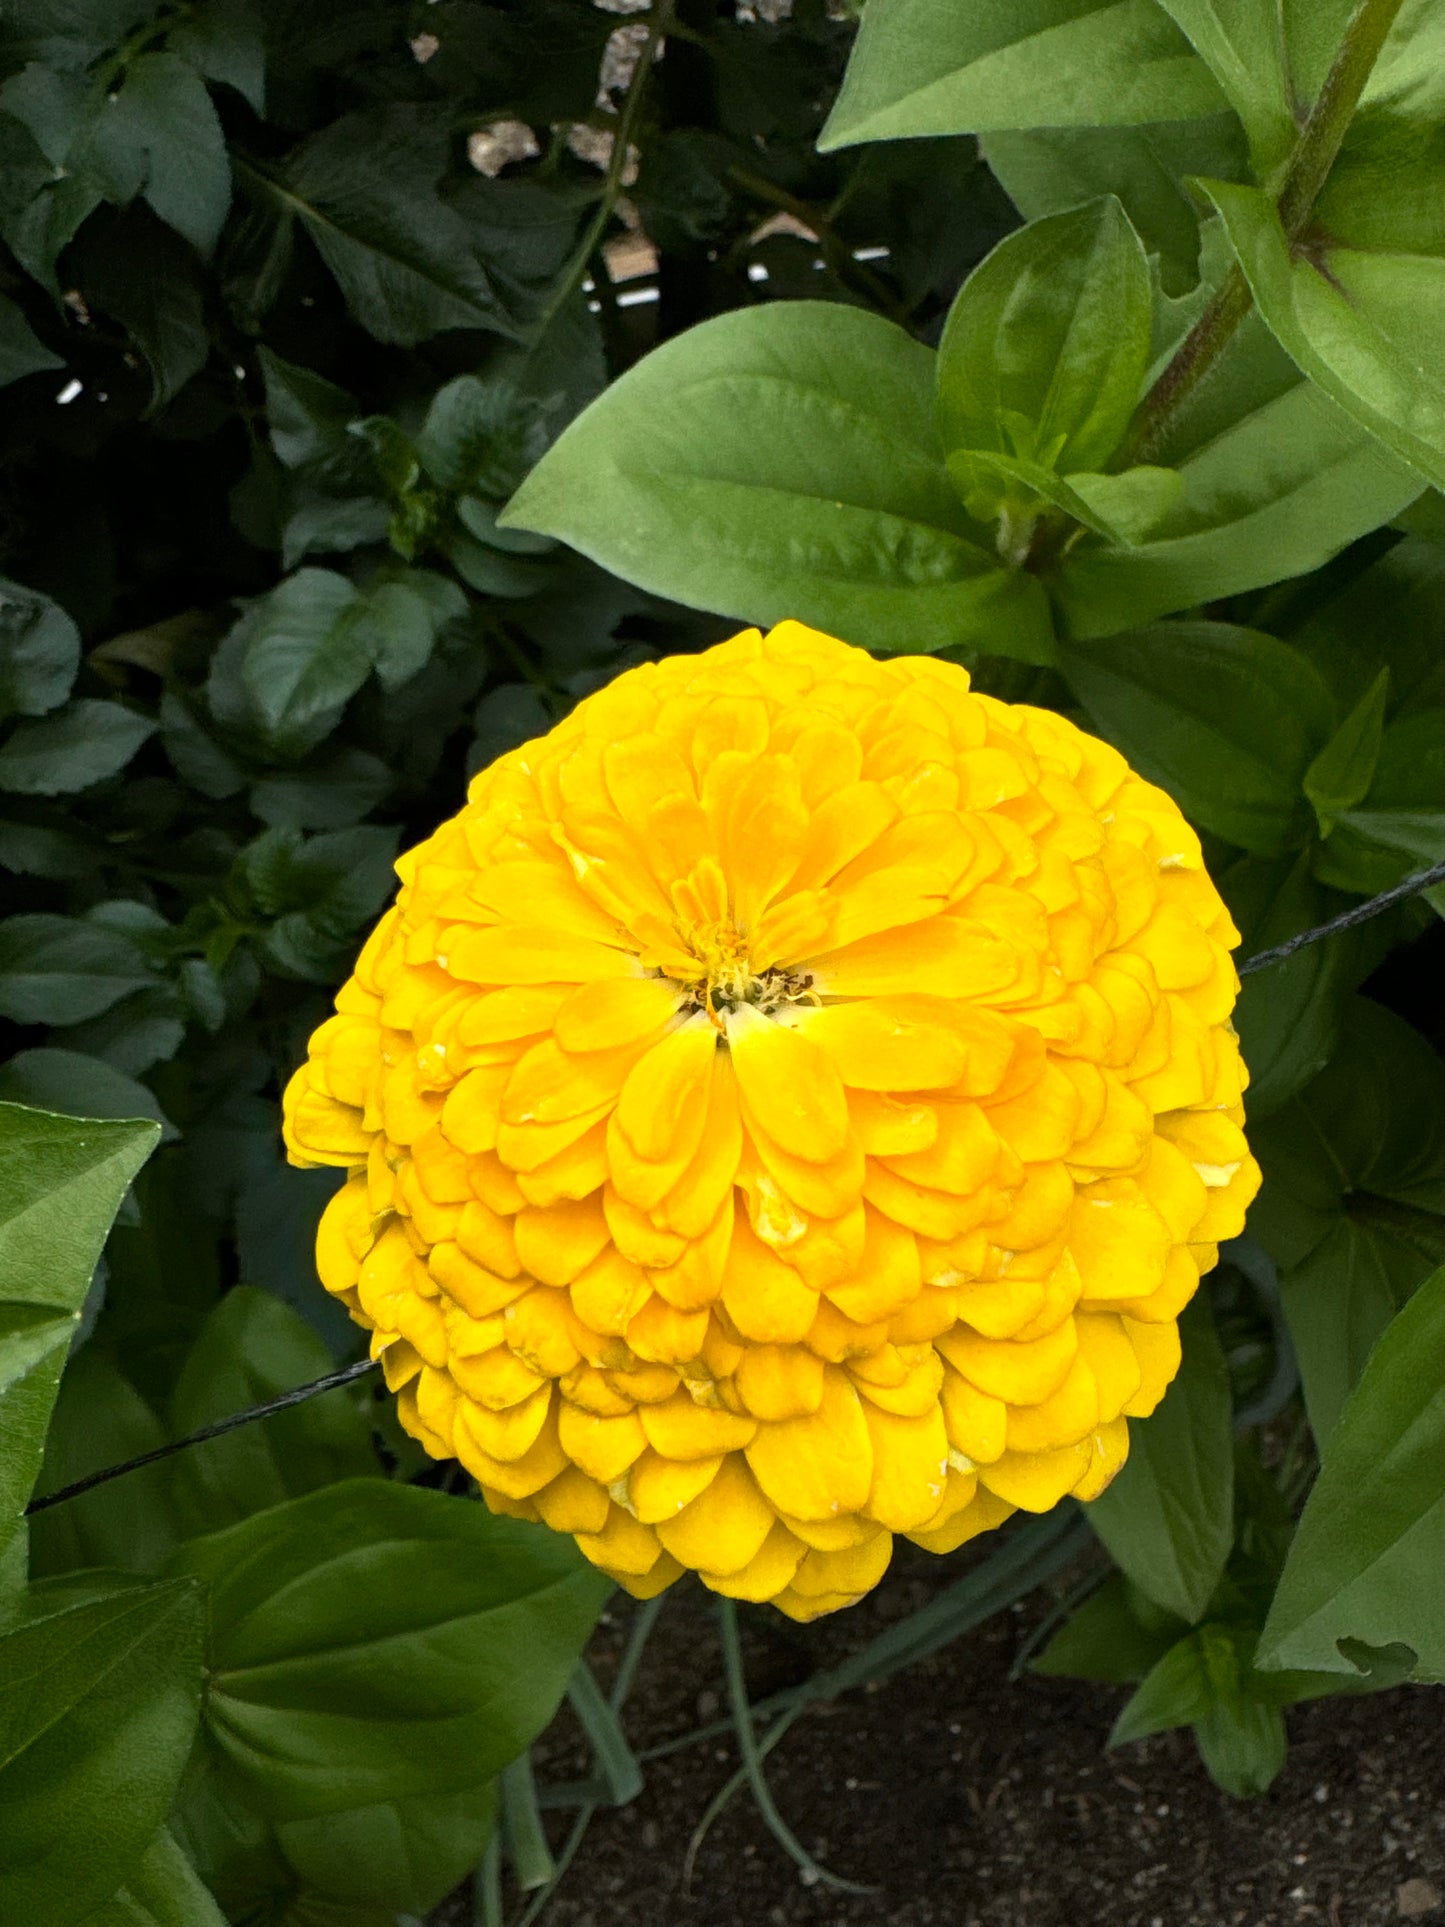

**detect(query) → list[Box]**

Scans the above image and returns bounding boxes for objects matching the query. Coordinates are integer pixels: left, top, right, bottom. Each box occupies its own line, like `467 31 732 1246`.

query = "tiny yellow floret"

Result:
284 623 1259 1617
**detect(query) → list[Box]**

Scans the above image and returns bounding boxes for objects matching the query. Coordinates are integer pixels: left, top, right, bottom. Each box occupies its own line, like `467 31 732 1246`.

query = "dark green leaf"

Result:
0 915 156 1024
103 53 231 257
82 1826 227 1927
1087 1296 1235 1622
1152 0 1295 172
0 579 80 722
1314 709 1445 895
937 198 1151 476
0 1580 204 1926
29 1347 182 1580
76 210 210 409
0 1103 159 1560
167 1480 608 1818
1304 668 1389 835
0 294 62 387
503 301 1055 662
1249 998 1445 1441
1111 1620 1287 1795
275 1783 498 1915
170 0 266 117
0 700 155 795
167 1286 378 1533
1033 1572 1187 1684
254 108 519 346
820 0 1224 149
1062 620 1334 853
1259 1264 1445 1681
0 1050 171 1136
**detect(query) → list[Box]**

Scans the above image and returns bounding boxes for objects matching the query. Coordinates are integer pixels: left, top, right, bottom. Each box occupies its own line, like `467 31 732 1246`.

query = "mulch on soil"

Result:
446 1537 1445 1927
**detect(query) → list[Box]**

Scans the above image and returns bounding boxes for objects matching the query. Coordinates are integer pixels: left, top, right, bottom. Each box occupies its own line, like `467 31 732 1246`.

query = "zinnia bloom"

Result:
284 623 1258 1618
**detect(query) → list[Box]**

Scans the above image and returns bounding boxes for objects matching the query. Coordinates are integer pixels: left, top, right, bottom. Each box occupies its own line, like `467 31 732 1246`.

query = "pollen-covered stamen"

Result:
674 918 817 1023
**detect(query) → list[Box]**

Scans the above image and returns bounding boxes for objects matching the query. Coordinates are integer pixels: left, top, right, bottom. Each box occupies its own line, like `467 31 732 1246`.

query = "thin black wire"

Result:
24 1356 381 1516
1236 856 1445 975
22 857 1445 1519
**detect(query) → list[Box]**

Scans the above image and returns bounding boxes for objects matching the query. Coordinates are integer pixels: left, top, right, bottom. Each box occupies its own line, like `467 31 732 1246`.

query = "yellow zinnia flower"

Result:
283 622 1259 1619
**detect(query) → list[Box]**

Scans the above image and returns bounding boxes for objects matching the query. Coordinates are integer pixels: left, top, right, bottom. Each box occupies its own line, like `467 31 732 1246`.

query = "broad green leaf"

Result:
1061 620 1334 854
0 699 155 795
1086 1296 1234 1622
0 1580 204 1927
1054 314 1421 635
819 0 1225 150
1032 1571 1187 1683
275 1783 498 1916
83 1826 226 1927
245 108 520 346
0 916 157 1025
0 578 79 721
1259 1263 1445 1680
1205 174 1445 494
75 211 210 410
28 1348 182 1580
103 53 231 257
937 198 1152 477
503 301 1056 663
1249 999 1445 1440
981 114 1249 297
1153 0 1295 173
1304 668 1389 835
167 1480 609 1818
0 1103 159 1560
0 293 61 386
1292 535 1445 718
167 1287 379 1533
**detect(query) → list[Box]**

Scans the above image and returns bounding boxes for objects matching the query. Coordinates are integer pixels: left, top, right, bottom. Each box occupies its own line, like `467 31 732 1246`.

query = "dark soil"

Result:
445 1537 1445 1927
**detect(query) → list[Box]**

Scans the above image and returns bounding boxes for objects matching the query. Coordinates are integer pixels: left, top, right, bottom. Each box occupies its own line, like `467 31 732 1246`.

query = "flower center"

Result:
678 919 816 1025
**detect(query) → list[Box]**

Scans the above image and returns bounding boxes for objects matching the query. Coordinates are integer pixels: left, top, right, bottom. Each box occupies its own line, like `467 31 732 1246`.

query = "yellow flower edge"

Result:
284 622 1259 1619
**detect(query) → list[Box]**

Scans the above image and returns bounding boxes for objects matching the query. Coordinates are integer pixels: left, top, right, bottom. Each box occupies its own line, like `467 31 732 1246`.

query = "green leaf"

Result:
1304 667 1389 835
230 568 465 757
1152 0 1296 173
1033 1572 1187 1684
1204 172 1445 494
28 1348 182 1580
105 53 232 257
83 1826 226 1927
76 210 210 410
937 198 1152 477
0 1580 204 1927
0 1103 159 1560
167 1480 608 1819
503 301 1056 663
981 115 1249 298
0 1050 172 1137
0 915 157 1024
1249 998 1445 1441
249 108 520 346
1111 1621 1287 1795
170 0 266 117
819 0 1224 150
0 700 155 795
166 1287 378 1534
0 579 80 722
1062 620 1335 854
1259 1263 1445 1681
0 294 61 387
1086 1296 1235 1622
258 350 363 474
1292 535 1445 720
1314 709 1445 895
1053 312 1421 636
275 1783 498 1916
1220 855 1372 1117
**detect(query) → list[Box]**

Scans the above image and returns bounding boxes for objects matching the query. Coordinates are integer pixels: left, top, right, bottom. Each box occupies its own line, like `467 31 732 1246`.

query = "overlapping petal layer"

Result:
284 623 1259 1618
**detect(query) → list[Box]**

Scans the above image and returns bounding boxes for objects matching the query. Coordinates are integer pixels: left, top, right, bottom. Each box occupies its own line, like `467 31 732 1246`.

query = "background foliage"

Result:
3 0 1445 1919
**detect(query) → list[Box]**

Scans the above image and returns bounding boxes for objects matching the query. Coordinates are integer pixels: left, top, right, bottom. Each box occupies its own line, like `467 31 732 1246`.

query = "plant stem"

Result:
534 3 673 340
1120 0 1407 467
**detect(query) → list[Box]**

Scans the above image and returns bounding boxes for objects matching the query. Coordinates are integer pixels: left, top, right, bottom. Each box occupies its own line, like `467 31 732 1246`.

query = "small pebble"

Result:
1399 1879 1442 1919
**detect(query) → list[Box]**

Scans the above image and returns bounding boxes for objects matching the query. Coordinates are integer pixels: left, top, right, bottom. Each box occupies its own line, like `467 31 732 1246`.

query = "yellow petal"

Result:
721 1217 818 1343
977 1438 1093 1512
744 1365 872 1521
441 925 637 985
861 1402 949 1531
728 1006 850 1162
657 1453 776 1573
553 975 684 1053
513 1195 611 1287
533 1464 611 1535
574 1503 665 1577
776 1530 891 1611
937 1315 1079 1406
625 1448 723 1523
907 1482 1015 1555
639 1389 757 1460
703 1519 807 1602
1122 1315 1182 1416
557 1403 646 1484
811 914 1019 999
734 1343 826 1421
